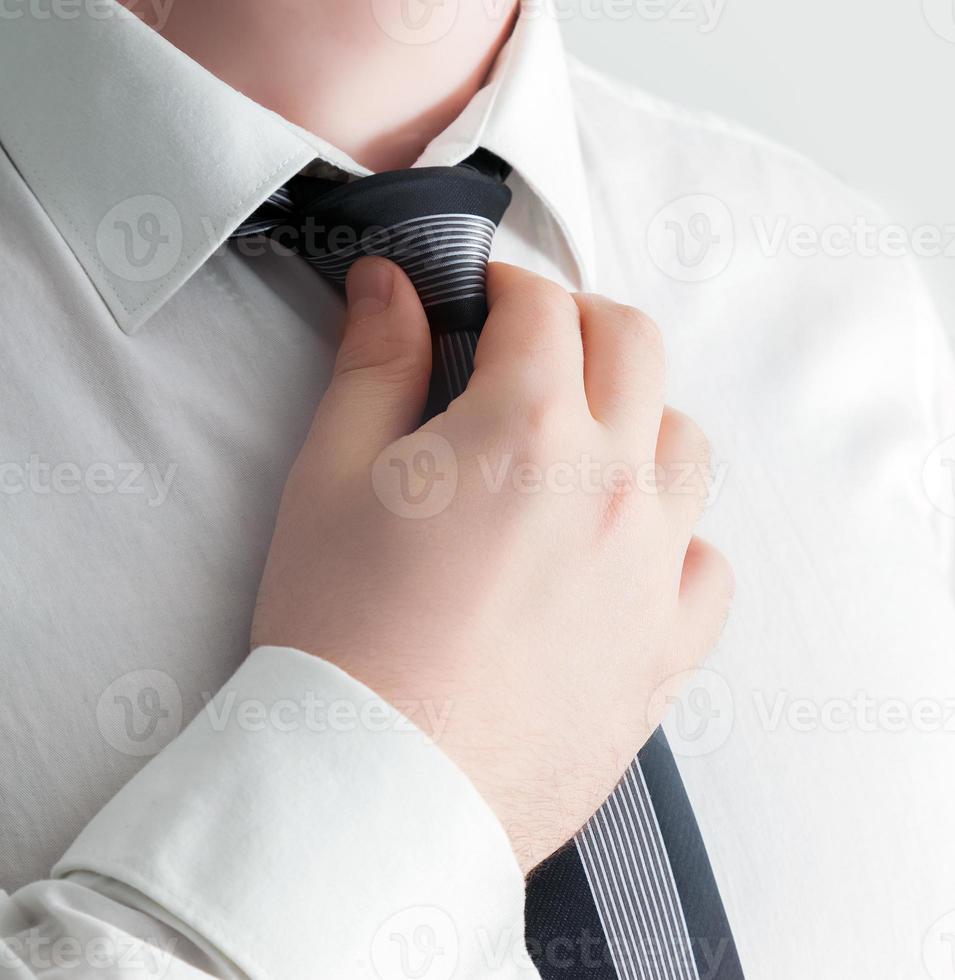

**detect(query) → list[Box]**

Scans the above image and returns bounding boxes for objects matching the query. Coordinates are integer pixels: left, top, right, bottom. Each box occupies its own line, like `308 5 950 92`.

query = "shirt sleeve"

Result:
0 646 539 979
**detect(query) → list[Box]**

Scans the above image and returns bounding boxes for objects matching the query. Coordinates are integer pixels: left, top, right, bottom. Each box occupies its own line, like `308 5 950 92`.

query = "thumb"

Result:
310 257 432 473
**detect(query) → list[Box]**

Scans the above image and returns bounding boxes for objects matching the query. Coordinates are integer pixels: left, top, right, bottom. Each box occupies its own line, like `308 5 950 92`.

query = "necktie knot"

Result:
233 154 511 334
232 152 512 416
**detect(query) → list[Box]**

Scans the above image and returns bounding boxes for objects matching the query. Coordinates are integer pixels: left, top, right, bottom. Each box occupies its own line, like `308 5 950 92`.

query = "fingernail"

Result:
347 259 394 321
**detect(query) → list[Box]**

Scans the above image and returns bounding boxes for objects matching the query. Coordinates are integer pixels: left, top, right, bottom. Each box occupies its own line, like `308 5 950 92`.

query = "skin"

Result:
139 0 732 872
253 258 734 872
134 0 521 171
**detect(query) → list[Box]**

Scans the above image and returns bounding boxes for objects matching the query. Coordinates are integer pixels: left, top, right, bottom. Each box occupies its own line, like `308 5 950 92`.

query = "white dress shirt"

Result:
2 1 955 978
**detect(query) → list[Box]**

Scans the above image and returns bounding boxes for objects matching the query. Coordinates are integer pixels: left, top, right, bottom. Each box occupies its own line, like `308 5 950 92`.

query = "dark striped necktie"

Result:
232 149 512 418
230 151 743 980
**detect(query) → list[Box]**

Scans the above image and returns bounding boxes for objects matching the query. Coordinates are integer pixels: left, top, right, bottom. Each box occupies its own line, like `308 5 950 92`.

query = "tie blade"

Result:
426 326 481 418
633 730 745 979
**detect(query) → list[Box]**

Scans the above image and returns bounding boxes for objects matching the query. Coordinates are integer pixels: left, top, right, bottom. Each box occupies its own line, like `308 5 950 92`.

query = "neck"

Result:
138 0 520 172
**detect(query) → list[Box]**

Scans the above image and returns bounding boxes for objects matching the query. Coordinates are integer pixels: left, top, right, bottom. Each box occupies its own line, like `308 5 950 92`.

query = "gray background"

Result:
560 0 955 335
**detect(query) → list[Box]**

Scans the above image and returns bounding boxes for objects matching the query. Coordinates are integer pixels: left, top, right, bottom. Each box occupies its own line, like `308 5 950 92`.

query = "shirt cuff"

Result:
52 646 537 979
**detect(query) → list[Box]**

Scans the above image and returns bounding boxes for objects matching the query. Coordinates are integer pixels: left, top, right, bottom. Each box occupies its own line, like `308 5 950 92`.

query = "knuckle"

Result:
523 278 579 324
665 410 711 467
709 546 736 600
581 294 665 349
518 392 568 452
675 482 709 525
621 307 666 368
694 539 736 602
659 412 714 519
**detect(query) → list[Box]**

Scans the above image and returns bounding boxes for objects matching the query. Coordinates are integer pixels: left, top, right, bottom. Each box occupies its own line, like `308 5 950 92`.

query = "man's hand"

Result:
252 257 733 873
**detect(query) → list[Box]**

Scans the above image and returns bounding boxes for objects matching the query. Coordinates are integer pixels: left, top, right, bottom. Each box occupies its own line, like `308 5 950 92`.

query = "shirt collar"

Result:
0 0 594 334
